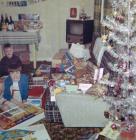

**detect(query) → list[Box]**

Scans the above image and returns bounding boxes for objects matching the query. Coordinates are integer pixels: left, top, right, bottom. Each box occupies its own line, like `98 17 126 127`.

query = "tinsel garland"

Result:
101 17 131 33
99 79 136 90
106 48 119 58
99 0 136 138
106 47 136 62
108 62 136 77
108 62 124 74
108 32 136 47
112 0 136 15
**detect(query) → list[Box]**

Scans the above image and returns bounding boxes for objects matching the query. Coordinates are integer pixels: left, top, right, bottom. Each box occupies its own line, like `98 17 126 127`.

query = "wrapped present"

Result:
35 64 51 77
37 64 51 73
28 86 46 109
64 52 73 63
75 67 87 78
73 58 87 69
0 114 15 129
86 73 109 96
64 63 76 74
52 51 66 67
64 55 75 74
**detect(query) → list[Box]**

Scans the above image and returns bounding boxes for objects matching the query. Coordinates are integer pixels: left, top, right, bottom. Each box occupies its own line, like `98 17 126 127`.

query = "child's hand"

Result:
2 104 9 111
3 100 11 105
1 101 12 111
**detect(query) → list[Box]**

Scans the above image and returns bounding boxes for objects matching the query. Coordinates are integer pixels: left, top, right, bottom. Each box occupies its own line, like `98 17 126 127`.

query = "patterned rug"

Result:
43 120 105 140
24 62 106 140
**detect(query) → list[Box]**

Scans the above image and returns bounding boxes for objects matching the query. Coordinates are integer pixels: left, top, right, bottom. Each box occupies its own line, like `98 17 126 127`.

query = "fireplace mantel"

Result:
0 31 41 68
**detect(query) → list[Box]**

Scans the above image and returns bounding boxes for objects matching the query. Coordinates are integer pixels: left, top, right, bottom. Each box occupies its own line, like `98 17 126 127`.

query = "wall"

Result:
0 0 94 61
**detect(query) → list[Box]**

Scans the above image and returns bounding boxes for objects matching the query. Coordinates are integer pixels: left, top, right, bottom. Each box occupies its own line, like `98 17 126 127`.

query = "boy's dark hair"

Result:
3 44 11 49
8 63 22 72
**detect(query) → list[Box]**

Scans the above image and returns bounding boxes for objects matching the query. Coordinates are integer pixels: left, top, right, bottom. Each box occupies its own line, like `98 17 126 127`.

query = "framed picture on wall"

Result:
7 0 27 7
18 13 40 21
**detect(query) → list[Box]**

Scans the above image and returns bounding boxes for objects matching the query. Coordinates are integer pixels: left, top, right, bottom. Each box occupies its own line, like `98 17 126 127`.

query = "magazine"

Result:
3 107 25 118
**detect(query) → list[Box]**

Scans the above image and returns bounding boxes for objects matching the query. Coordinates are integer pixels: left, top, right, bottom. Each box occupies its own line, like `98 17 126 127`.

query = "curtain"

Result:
94 0 112 34
94 0 102 33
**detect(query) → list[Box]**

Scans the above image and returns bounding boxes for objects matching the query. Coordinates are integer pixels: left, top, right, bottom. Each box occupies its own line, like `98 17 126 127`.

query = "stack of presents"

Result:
44 44 107 124
0 43 108 139
29 46 94 123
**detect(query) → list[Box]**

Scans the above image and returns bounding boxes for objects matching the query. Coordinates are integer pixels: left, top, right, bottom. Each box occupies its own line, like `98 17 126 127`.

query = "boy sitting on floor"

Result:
0 44 22 77
1 64 29 108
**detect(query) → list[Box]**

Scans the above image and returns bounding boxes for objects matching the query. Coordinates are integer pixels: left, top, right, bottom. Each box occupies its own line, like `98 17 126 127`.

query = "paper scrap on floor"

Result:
17 124 51 140
78 83 92 94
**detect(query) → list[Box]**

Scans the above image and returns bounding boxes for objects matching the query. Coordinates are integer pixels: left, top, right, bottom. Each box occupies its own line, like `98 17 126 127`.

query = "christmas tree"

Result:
100 0 136 139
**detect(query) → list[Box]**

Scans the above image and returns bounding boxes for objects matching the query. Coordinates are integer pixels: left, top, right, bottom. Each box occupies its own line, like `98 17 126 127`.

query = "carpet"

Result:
24 61 107 140
43 120 105 140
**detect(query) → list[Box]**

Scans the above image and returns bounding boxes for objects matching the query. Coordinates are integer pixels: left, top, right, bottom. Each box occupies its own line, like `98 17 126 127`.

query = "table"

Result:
0 31 41 69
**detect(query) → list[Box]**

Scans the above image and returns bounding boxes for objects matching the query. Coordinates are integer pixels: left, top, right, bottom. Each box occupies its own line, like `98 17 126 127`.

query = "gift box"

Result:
28 86 46 109
45 88 62 123
75 67 87 78
45 101 62 123
120 130 136 140
52 51 65 67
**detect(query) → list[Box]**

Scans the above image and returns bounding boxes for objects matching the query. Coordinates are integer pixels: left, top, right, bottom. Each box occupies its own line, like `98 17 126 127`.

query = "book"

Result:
27 98 41 107
0 129 34 140
0 104 44 130
3 107 25 118
39 64 51 73
0 124 50 139
28 86 45 98
0 114 15 129
52 50 66 67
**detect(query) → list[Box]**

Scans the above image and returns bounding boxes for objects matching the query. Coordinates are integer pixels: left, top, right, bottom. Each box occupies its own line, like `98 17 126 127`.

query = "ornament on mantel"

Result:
4 0 47 7
28 0 47 4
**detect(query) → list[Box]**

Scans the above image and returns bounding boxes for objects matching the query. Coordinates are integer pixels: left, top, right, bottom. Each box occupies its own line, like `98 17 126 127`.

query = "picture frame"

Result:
7 0 27 7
